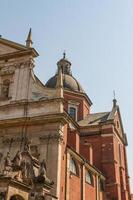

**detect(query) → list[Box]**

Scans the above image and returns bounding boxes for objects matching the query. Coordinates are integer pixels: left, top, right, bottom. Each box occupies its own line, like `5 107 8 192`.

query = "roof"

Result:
78 112 110 126
46 74 84 93
0 37 39 58
45 55 86 93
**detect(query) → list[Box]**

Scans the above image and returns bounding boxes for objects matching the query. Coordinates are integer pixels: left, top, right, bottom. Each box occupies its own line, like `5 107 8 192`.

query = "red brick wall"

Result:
80 142 93 164
67 129 80 153
80 129 131 200
80 135 102 170
64 91 90 120
69 161 81 200
85 173 96 200
60 124 68 200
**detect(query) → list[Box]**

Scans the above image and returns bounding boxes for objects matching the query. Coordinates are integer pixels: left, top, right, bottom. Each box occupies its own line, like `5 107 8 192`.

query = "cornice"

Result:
0 112 77 129
0 97 64 109
64 89 92 106
67 146 105 178
0 49 38 61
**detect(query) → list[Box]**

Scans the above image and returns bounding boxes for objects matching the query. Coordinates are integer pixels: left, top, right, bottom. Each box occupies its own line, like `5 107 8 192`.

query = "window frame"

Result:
68 104 77 121
85 170 94 186
99 178 105 192
69 157 79 176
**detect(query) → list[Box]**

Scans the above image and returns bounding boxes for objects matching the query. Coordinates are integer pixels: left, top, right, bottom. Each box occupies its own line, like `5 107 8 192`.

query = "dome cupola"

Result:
45 53 84 93
57 52 72 75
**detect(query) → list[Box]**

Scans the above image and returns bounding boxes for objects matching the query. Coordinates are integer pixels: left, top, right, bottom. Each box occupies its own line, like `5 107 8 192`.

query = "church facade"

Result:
0 30 131 200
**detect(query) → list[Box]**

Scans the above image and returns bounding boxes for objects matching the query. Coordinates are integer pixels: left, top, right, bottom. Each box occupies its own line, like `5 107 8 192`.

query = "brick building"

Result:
0 30 132 200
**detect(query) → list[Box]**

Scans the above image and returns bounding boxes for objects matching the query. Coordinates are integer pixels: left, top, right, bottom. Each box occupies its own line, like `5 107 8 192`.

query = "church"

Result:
0 30 131 200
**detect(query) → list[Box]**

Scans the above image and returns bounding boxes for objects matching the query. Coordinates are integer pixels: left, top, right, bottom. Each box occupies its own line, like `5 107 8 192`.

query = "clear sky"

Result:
1 0 133 190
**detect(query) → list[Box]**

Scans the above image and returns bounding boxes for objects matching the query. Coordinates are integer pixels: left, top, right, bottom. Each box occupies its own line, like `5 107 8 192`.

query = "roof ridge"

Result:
89 111 110 115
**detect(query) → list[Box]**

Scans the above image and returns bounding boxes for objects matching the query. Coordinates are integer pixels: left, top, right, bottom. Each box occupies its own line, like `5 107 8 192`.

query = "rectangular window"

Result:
69 107 76 120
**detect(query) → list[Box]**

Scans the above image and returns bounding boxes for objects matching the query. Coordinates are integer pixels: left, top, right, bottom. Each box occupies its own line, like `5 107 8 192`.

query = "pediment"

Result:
0 37 28 56
0 43 18 55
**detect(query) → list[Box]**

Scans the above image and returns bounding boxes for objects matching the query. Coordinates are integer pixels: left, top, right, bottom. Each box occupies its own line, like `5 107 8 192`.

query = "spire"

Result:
63 51 66 59
113 90 117 107
26 28 33 48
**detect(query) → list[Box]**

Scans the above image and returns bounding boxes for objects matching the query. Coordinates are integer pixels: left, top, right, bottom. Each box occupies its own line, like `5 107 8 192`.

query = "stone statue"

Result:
12 150 22 169
24 138 31 152
35 194 45 200
2 80 10 98
3 152 12 173
0 153 3 164
39 159 46 178
36 159 54 185
0 192 6 200
21 161 27 179
4 152 11 168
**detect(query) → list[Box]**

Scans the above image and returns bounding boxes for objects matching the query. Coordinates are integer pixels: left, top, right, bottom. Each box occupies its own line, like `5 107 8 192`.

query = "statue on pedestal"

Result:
12 151 22 171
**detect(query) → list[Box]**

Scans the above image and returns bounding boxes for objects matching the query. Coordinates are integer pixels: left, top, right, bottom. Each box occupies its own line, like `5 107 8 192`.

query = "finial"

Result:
113 90 117 107
113 90 116 99
63 51 66 59
26 28 33 48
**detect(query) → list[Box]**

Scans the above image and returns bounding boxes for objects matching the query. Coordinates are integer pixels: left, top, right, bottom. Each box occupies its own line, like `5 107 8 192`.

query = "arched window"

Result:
86 170 93 185
69 157 78 175
10 195 24 200
69 107 76 120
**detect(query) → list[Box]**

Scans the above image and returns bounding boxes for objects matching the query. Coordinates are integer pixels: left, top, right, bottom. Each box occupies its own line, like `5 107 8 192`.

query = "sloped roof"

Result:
78 112 110 126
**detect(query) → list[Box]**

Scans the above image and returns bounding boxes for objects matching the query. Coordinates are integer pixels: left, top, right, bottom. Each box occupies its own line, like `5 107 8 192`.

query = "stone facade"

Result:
0 32 131 200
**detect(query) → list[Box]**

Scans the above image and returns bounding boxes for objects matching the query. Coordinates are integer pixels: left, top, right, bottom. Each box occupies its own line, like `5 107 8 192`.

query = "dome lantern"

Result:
46 54 84 93
57 52 72 75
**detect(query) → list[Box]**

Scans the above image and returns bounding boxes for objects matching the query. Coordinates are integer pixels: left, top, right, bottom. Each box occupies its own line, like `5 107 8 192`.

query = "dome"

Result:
45 74 84 93
45 53 84 93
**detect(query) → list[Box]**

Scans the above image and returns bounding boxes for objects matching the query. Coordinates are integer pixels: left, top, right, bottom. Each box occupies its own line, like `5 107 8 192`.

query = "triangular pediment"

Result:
0 43 19 55
107 105 127 145
0 37 39 58
0 37 28 55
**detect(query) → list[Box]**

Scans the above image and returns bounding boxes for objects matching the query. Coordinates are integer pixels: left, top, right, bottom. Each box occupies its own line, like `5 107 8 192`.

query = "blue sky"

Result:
1 0 133 190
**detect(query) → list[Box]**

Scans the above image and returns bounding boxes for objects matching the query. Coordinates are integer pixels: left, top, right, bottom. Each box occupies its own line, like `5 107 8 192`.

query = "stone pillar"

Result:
66 152 70 200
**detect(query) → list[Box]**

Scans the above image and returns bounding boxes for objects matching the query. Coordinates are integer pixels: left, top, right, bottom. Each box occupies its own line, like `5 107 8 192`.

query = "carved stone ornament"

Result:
12 150 22 171
0 66 15 75
39 160 47 178
3 152 12 174
0 153 3 164
40 133 63 143
0 192 6 200
35 194 45 200
1 79 10 98
34 159 54 186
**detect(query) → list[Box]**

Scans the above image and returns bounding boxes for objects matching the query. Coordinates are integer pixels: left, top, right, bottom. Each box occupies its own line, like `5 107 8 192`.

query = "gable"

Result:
0 43 19 55
0 37 28 56
0 38 38 59
113 108 124 139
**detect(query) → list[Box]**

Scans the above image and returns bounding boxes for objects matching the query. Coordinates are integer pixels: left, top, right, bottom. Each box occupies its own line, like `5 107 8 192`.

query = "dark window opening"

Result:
69 107 76 120
69 157 78 175
86 170 94 185
99 179 105 191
